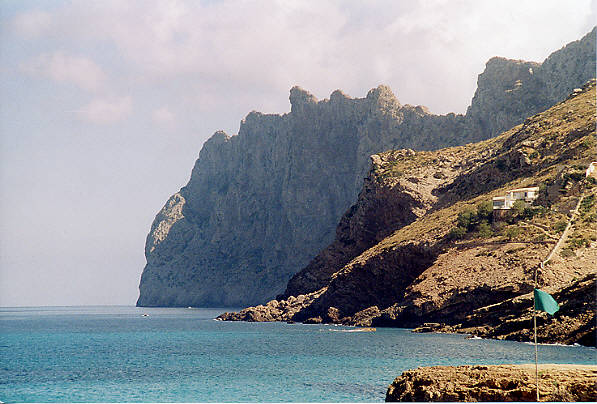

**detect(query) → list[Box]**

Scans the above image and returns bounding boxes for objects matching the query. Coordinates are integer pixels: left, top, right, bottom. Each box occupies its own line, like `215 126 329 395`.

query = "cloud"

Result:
11 0 595 116
23 52 107 92
78 96 132 124
152 107 175 125
11 9 52 38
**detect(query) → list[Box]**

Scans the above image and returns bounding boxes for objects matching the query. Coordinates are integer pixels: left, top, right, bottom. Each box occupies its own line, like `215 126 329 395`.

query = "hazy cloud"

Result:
2 0 594 307
152 107 175 125
23 52 107 92
11 9 52 38
78 96 132 124
11 0 593 115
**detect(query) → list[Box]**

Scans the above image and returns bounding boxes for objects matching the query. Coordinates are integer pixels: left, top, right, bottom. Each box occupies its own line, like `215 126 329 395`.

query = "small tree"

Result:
511 200 526 218
505 226 521 240
476 200 494 223
457 208 477 231
449 226 467 240
477 221 493 238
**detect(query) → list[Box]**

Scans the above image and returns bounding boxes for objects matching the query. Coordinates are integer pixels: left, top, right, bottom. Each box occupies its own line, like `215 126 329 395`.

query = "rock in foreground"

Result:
386 364 597 402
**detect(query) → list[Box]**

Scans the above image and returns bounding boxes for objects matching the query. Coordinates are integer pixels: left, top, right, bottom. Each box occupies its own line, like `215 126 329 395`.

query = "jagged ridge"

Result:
218 80 597 347
138 28 595 307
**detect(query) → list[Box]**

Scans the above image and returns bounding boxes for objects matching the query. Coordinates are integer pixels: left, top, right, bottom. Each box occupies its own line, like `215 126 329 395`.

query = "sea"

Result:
1 306 595 402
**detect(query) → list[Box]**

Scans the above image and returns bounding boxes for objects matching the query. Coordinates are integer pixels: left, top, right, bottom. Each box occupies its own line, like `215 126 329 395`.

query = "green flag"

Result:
534 288 559 315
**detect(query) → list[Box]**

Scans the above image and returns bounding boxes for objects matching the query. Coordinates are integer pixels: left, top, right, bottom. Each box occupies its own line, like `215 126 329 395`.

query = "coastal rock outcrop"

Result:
219 81 597 346
138 28 595 308
448 272 597 347
385 364 597 402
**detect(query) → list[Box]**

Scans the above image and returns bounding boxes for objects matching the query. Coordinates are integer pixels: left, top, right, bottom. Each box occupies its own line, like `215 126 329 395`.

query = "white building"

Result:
492 187 540 210
586 162 597 178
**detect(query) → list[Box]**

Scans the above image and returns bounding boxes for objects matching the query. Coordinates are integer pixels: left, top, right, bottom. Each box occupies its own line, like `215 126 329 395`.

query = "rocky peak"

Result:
366 84 401 110
137 29 596 309
203 130 230 148
465 28 595 141
289 86 318 114
329 89 349 103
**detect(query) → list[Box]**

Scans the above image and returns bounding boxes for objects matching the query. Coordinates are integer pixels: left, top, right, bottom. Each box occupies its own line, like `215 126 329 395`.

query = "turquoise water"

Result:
1 306 595 402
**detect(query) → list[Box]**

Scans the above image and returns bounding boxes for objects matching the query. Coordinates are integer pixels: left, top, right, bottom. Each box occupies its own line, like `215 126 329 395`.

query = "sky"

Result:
0 0 595 307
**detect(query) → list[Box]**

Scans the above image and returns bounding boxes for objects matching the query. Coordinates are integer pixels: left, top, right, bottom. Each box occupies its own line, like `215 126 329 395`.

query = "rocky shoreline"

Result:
218 81 596 347
385 364 597 402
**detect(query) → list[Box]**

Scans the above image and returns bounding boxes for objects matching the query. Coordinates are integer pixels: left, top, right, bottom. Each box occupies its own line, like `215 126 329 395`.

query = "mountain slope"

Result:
138 28 595 307
218 80 597 346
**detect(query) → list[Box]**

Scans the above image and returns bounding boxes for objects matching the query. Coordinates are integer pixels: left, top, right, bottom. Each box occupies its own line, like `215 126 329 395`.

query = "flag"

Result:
534 288 559 315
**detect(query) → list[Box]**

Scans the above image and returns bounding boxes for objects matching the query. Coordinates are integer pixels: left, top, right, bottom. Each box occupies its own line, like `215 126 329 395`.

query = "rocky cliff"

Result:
137 28 595 307
385 364 597 402
218 80 597 347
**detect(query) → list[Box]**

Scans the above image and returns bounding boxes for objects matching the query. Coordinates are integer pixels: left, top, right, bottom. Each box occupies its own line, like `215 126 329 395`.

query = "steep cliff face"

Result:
138 87 452 307
281 149 461 299
464 27 596 142
138 29 595 307
219 81 597 346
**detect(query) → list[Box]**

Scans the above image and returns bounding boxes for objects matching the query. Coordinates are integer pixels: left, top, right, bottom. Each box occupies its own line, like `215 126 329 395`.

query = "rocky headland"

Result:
385 364 597 402
137 29 596 308
218 80 597 347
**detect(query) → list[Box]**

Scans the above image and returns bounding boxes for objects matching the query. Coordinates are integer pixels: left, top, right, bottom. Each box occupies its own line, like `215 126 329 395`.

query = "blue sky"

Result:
0 0 595 307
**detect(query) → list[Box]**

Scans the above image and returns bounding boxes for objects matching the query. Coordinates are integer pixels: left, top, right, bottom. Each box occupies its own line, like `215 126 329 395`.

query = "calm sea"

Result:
1 306 595 402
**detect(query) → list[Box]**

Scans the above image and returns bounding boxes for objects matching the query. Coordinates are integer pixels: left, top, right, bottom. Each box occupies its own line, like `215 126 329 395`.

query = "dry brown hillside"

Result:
219 80 596 346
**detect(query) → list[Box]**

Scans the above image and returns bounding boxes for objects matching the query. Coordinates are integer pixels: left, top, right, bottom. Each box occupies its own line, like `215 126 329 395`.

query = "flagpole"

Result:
534 263 541 402
534 295 539 401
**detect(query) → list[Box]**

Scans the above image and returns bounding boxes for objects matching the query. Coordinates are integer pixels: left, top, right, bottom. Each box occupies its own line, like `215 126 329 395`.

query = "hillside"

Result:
219 80 597 346
137 28 596 308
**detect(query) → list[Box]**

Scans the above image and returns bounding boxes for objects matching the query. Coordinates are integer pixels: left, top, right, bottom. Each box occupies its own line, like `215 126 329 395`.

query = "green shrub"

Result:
580 195 595 213
539 182 548 193
522 206 535 219
567 237 591 249
449 226 467 240
560 248 575 258
477 221 493 238
492 221 506 233
511 200 526 217
505 226 521 239
569 172 585 182
553 220 568 233
457 209 477 231
476 201 493 222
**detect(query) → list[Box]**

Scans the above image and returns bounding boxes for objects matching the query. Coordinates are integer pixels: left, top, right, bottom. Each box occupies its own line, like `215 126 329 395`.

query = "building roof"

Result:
506 187 539 193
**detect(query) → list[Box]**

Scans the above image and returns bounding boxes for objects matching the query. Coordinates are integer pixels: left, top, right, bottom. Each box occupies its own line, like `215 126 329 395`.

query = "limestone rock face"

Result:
465 28 596 141
386 364 597 402
218 81 597 347
137 29 596 308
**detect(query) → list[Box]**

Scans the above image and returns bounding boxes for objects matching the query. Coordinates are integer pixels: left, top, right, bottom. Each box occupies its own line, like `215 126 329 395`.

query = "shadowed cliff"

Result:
219 80 597 348
138 28 595 307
